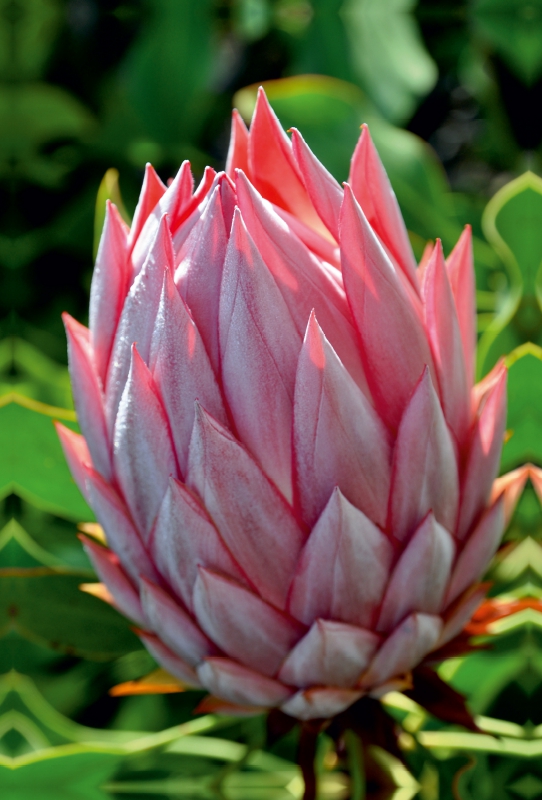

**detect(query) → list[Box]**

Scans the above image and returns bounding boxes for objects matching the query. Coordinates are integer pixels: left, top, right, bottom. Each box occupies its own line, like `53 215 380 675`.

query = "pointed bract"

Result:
389 368 459 540
226 109 250 179
341 185 435 431
349 124 418 289
113 346 178 539
290 128 342 240
90 201 130 384
82 536 146 626
446 226 476 384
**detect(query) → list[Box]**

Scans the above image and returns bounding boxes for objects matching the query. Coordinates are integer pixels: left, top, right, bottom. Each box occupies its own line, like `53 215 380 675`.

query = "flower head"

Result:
58 90 523 721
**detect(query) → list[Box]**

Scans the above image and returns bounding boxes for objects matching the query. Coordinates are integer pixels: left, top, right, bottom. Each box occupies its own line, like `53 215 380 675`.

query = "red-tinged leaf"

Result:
405 665 479 731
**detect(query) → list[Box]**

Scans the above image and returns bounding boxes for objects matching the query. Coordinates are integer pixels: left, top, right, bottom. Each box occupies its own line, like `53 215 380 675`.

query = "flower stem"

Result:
299 722 320 800
344 729 365 800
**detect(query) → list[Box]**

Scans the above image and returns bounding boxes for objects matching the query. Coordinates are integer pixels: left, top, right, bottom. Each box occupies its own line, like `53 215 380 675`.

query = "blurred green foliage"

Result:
2 0 542 797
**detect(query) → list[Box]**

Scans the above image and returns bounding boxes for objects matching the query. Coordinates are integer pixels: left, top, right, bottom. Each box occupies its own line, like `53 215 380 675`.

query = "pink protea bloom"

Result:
58 90 525 721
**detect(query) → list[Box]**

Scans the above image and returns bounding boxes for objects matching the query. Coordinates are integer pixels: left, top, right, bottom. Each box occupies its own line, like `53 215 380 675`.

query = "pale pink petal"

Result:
131 161 193 274
113 347 178 539
279 620 379 688
361 613 443 687
290 128 342 240
150 479 246 612
219 172 237 232
82 536 145 626
89 201 130 385
389 367 459 541
293 313 391 526
422 240 470 440
226 109 250 179
174 185 228 371
150 267 227 475
377 513 455 632
446 497 505 605
85 468 159 585
417 241 434 283
193 568 304 676
187 406 305 610
446 226 476 384
55 424 92 504
288 488 393 628
438 584 488 647
471 359 505 413
106 215 175 430
281 688 363 721
348 124 418 289
235 170 367 391
458 368 507 538
491 466 529 525
219 210 300 501
248 87 329 238
139 578 216 666
273 205 341 268
197 658 291 707
63 314 111 480
127 164 166 253
341 185 435 431
138 631 201 687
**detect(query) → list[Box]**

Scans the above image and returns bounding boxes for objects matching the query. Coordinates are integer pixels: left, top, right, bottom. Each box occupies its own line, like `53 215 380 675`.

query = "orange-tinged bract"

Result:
59 89 525 721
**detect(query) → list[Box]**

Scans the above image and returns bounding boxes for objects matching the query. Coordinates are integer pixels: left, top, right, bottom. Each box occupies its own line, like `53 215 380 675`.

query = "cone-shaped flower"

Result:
60 91 522 721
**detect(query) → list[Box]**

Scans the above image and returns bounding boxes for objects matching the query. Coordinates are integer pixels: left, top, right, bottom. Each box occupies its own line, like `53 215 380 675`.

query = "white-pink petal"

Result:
288 488 393 628
279 619 379 688
377 513 455 632
197 657 291 707
193 568 303 676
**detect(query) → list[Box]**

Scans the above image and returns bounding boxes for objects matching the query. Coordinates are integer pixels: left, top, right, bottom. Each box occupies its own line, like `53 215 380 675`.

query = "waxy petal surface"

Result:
446 226 476 384
458 367 507 538
139 632 200 687
288 489 393 628
197 658 291 707
446 498 505 605
82 537 145 626
150 479 246 612
226 109 250 179
63 315 111 480
248 88 328 237
113 347 177 539
349 125 418 288
220 211 300 501
341 186 435 431
378 513 455 632
89 201 130 385
279 620 379 688
150 267 227 475
106 215 175 429
140 578 216 666
128 164 166 252
281 688 363 721
423 240 469 440
290 128 342 240
193 569 303 676
389 368 459 541
175 185 228 371
131 161 193 273
187 407 305 610
85 468 158 585
55 424 92 504
236 171 367 391
293 314 391 526
361 613 442 687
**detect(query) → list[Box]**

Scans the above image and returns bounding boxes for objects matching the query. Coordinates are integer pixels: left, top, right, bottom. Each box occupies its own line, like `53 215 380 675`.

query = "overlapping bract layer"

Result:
59 89 525 721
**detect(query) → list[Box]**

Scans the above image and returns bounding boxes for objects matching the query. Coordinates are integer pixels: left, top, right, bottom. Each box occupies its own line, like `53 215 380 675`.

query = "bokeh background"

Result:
2 1 542 798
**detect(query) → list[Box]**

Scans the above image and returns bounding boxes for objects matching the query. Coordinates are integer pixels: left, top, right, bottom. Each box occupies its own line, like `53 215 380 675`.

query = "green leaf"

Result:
471 0 542 85
479 172 542 375
0 395 92 521
502 344 542 469
340 0 437 122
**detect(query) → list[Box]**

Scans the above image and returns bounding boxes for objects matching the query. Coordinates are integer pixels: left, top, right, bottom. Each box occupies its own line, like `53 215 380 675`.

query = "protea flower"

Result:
57 89 524 722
